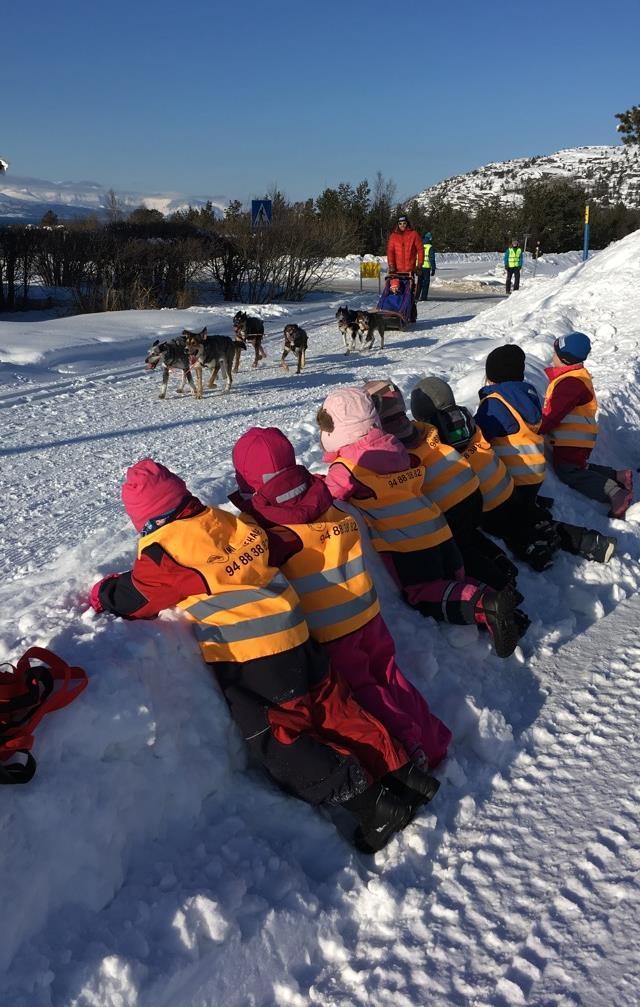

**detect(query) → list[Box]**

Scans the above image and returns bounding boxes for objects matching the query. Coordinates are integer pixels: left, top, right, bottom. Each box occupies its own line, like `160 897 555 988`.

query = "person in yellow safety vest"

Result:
475 344 546 505
317 386 527 659
476 346 617 564
88 458 423 855
417 231 437 301
503 238 523 294
229 426 451 784
365 379 519 592
540 332 633 519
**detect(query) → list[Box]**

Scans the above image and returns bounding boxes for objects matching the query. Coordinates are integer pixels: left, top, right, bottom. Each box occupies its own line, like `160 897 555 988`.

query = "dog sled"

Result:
375 272 417 331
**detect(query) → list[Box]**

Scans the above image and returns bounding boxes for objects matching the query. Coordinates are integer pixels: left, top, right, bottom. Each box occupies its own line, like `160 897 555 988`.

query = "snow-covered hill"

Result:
1 234 640 1005
0 175 229 223
412 144 640 212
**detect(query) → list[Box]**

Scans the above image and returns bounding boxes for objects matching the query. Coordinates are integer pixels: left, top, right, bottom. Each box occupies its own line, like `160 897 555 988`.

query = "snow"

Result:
1 236 640 1006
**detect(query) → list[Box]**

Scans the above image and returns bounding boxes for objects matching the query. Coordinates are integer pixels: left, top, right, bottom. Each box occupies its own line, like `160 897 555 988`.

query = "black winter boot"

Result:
343 783 414 854
385 762 440 809
556 522 617 564
475 585 521 658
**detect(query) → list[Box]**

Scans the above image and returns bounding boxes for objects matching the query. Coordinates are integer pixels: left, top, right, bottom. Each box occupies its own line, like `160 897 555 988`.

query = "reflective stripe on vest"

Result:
139 508 308 662
330 457 452 554
544 368 599 449
411 421 480 511
280 508 380 643
462 428 514 512
485 391 546 486
507 247 522 268
423 242 432 268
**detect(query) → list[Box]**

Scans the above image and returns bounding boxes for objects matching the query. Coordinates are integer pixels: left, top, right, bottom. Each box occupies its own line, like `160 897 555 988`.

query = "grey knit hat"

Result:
410 377 456 422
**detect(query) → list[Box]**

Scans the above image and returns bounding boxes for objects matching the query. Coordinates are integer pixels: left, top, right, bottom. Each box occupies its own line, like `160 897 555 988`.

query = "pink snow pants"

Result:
325 613 451 768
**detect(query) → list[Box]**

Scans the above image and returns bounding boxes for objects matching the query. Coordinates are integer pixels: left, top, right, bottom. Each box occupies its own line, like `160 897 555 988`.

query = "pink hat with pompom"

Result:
318 387 380 453
121 459 189 532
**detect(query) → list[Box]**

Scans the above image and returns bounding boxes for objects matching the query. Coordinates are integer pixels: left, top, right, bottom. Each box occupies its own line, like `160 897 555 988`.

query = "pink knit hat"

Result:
232 427 296 492
318 387 380 453
121 459 189 532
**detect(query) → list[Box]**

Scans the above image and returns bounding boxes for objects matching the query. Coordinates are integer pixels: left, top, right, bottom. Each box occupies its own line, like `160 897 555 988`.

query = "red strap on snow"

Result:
0 647 88 784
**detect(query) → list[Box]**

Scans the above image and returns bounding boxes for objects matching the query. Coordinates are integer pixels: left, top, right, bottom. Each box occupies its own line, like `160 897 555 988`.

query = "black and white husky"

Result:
145 336 195 399
335 306 361 354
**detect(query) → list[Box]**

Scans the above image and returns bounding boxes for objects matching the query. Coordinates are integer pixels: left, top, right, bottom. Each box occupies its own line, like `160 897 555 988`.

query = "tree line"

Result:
1 173 639 312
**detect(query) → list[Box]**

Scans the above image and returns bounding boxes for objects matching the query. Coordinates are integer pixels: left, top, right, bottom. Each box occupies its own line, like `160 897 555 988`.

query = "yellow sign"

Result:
360 261 381 279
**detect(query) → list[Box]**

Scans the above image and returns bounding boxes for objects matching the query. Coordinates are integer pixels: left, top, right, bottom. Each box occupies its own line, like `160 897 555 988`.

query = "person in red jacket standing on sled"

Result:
386 215 423 278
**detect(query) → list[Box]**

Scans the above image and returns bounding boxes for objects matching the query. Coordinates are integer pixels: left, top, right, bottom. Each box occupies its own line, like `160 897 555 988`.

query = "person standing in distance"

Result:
417 231 437 301
503 238 523 294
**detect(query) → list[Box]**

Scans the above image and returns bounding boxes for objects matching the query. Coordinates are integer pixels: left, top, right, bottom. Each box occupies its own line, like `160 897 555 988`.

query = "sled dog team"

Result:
93 333 631 854
144 305 390 399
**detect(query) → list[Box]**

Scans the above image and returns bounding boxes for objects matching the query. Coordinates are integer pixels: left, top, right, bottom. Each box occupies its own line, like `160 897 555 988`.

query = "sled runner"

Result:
0 647 88 784
375 272 417 330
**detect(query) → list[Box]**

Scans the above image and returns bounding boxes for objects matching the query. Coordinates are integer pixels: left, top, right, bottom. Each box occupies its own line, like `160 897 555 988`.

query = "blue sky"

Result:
3 0 639 203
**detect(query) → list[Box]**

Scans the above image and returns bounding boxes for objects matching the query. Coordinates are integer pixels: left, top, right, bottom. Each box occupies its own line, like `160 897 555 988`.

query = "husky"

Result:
281 324 308 374
232 311 266 370
356 310 385 350
335 306 361 354
182 327 239 399
145 336 195 400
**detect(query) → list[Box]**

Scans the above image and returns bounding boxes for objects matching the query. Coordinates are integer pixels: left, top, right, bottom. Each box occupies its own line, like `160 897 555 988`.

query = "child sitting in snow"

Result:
475 346 616 564
229 426 451 776
540 332 633 519
316 387 525 659
409 375 556 571
365 379 519 592
89 458 425 854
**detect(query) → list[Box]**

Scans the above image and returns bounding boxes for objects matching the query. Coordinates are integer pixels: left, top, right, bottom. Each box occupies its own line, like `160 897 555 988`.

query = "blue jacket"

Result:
504 247 523 268
475 381 542 442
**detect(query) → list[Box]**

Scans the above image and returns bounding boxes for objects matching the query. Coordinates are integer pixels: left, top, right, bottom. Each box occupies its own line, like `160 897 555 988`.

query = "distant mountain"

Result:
0 175 229 223
411 145 640 213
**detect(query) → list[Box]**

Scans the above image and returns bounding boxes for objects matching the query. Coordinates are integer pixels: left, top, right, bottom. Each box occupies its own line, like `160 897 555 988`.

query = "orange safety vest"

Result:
330 456 452 554
544 367 598 450
411 420 480 511
138 508 308 663
278 507 380 643
484 391 546 487
461 428 514 512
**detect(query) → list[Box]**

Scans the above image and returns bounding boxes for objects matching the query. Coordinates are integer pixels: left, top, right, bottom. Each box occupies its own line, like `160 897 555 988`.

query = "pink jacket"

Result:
324 427 414 500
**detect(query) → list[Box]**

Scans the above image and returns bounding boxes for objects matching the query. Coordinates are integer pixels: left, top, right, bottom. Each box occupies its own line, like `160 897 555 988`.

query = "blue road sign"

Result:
251 199 272 228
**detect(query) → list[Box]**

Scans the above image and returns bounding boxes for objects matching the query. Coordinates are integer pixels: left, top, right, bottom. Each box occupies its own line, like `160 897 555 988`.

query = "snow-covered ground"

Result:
1 238 639 1006
327 251 587 293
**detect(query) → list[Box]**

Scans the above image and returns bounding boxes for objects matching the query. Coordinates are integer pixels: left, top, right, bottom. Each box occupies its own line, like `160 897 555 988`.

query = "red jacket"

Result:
540 363 594 467
386 227 424 273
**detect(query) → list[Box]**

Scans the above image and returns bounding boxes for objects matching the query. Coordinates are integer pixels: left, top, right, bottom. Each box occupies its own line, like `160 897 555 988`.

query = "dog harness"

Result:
544 367 598 450
330 457 452 554
279 507 380 642
483 392 546 487
0 647 88 784
138 510 308 663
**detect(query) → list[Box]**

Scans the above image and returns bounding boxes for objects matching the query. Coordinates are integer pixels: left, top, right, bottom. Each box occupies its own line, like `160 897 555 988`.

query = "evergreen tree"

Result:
40 210 60 228
615 105 640 145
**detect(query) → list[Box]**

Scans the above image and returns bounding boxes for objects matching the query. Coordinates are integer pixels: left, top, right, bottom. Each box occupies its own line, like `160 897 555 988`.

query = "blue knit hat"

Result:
423 231 432 241
554 332 591 365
